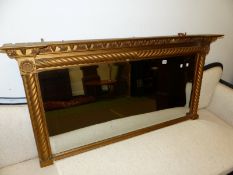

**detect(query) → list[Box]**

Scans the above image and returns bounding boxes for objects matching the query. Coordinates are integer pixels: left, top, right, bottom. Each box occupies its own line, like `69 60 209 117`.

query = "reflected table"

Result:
85 80 117 96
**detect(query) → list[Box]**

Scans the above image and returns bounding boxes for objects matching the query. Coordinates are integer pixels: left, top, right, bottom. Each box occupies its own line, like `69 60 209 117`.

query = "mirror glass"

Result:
38 56 195 154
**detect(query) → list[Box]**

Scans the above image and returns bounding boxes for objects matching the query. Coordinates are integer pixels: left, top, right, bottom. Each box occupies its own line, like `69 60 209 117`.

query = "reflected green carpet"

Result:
46 97 156 136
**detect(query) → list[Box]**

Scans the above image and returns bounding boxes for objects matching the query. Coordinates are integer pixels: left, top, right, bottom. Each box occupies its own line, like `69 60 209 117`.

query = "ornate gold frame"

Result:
0 34 222 167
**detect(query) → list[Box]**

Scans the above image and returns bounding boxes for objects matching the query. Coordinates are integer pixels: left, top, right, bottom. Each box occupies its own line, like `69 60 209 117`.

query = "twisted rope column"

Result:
22 73 53 167
188 53 206 119
35 47 202 70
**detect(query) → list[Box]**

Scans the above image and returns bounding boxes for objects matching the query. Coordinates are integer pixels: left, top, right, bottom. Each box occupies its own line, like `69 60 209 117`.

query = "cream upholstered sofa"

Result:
51 62 233 175
1 62 233 175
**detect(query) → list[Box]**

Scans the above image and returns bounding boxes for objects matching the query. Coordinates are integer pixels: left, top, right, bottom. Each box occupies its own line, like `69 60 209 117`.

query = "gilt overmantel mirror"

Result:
0 34 222 167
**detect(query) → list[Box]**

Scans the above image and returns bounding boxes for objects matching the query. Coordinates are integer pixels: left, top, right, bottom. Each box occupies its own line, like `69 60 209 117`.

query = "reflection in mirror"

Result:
38 56 195 154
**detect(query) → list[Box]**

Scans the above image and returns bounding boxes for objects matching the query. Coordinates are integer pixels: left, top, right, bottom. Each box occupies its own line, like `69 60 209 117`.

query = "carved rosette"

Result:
19 60 36 74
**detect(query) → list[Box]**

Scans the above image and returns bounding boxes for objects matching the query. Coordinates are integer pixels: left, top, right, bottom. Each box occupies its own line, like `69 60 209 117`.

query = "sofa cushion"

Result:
207 82 233 127
186 62 223 109
55 109 233 175
0 105 37 168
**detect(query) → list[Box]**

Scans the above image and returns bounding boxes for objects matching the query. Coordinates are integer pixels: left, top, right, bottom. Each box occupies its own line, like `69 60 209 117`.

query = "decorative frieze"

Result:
0 35 219 58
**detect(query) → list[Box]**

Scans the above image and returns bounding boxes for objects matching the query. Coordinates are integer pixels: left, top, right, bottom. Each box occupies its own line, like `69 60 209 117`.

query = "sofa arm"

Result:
207 81 233 127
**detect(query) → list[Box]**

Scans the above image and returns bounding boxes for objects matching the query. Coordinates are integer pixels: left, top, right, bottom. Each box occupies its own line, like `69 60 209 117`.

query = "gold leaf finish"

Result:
22 74 53 167
188 53 206 119
35 47 204 70
19 60 36 74
0 34 223 167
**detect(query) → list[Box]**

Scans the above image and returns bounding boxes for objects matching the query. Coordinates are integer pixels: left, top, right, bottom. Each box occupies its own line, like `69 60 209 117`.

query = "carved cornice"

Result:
0 35 222 58
0 35 220 74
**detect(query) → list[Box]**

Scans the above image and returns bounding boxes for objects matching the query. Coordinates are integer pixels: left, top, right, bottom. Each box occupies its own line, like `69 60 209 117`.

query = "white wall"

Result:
0 0 233 97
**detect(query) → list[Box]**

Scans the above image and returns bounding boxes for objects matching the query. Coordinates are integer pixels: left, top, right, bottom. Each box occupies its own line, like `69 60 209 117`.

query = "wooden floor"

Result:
45 97 157 136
